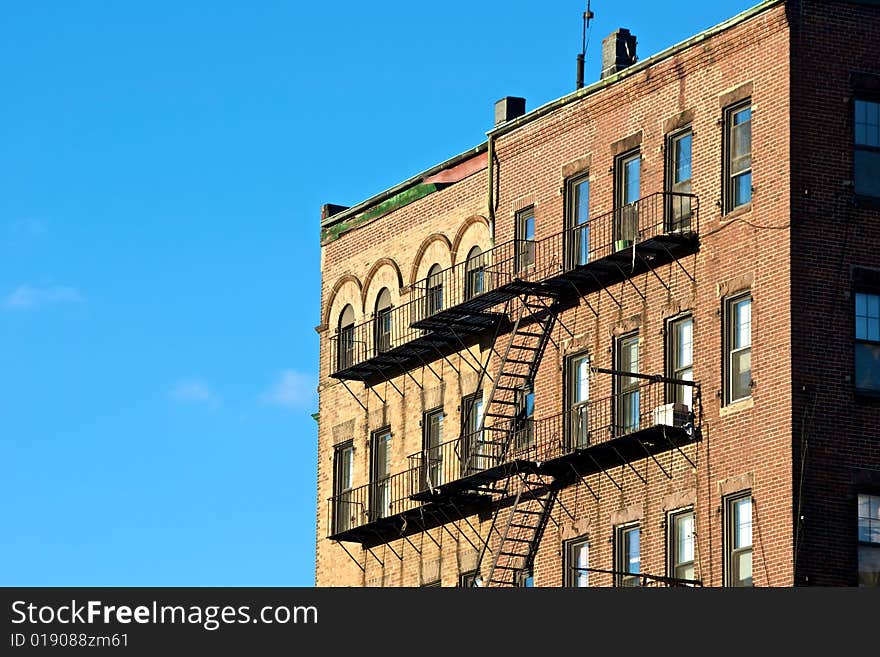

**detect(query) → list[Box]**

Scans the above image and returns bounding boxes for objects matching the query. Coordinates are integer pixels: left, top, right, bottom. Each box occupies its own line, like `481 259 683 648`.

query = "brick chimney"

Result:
601 29 637 79
494 97 527 126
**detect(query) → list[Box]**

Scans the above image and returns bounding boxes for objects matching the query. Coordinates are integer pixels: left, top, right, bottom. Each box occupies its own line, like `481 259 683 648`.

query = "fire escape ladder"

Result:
477 294 559 467
484 472 557 587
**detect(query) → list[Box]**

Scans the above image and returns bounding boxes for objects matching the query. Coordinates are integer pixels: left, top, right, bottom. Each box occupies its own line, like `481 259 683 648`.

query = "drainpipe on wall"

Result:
487 134 495 245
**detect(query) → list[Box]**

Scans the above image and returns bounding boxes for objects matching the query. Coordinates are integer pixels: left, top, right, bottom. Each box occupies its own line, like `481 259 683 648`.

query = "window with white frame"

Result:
724 492 753 587
564 536 590 587
724 293 752 404
616 523 641 587
668 508 695 583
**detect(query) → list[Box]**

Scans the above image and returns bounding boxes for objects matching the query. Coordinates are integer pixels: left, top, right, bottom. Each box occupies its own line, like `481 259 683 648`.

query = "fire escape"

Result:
326 191 702 586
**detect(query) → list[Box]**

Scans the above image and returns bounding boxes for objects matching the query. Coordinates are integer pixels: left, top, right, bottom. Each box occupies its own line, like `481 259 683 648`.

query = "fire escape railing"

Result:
327 374 700 538
570 566 703 587
328 191 698 379
327 468 422 537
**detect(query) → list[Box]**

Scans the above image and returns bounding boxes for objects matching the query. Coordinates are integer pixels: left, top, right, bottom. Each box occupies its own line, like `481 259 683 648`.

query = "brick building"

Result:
314 0 880 587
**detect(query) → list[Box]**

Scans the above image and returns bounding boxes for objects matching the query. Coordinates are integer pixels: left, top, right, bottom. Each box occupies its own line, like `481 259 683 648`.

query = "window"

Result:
564 536 590 587
425 264 443 317
512 385 535 452
370 428 391 521
668 508 695 583
614 150 640 247
855 291 880 394
458 571 478 588
666 128 693 230
515 206 536 272
858 494 880 586
464 246 486 299
723 101 752 213
565 352 590 449
421 408 444 490
565 173 590 268
724 492 753 587
666 315 694 410
337 304 356 371
374 288 392 354
855 98 880 198
615 524 641 587
615 333 640 435
460 392 485 476
332 441 354 534
515 569 534 587
421 580 441 588
724 293 752 404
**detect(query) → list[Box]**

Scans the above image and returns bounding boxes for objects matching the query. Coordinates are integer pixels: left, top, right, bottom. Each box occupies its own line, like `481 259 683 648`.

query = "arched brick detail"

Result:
451 214 490 263
408 233 453 286
361 258 405 309
322 273 363 328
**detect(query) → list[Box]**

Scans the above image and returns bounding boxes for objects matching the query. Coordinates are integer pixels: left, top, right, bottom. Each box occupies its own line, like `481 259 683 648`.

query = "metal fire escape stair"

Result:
477 295 559 466
467 293 562 586
484 472 558 587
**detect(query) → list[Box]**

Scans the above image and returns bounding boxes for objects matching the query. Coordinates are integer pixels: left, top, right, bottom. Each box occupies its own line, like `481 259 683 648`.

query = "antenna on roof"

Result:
576 1 595 90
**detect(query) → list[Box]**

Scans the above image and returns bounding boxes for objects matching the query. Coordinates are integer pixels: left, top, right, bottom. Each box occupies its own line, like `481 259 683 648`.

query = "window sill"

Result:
719 396 754 417
721 203 752 222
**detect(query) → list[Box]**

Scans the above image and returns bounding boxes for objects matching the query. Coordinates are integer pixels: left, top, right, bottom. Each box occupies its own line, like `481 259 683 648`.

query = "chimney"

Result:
494 97 526 126
601 28 637 79
321 203 349 221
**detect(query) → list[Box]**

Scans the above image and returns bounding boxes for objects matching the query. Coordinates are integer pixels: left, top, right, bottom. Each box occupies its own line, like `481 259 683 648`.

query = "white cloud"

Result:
261 369 315 409
169 378 219 407
5 284 83 310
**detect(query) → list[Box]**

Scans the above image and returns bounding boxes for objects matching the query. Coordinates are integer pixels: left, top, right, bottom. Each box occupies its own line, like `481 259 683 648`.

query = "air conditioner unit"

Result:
653 403 690 428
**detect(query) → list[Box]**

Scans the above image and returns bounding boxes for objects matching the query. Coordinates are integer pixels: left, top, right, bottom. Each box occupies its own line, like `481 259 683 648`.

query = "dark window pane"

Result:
858 546 880 587
858 494 880 544
574 179 590 265
731 118 752 172
856 342 880 393
624 157 640 204
855 150 880 198
855 100 880 147
517 208 536 270
725 102 752 212
371 430 392 519
734 170 752 206
675 133 692 185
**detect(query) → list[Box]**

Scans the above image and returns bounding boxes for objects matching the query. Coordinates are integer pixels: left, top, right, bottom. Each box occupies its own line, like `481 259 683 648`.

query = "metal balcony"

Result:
327 373 700 546
522 374 700 481
407 374 700 493
329 294 509 384
327 191 698 382
326 466 493 547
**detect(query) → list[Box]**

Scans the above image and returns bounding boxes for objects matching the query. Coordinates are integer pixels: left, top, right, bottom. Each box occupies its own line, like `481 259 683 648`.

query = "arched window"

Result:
464 246 485 299
426 264 443 316
337 304 356 371
374 288 392 354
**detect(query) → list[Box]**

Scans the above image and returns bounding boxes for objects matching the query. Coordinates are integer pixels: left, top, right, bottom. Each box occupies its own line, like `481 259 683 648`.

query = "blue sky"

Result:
0 1 757 586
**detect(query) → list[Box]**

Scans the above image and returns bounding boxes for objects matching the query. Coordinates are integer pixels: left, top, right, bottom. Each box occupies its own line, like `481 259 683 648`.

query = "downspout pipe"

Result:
487 133 495 245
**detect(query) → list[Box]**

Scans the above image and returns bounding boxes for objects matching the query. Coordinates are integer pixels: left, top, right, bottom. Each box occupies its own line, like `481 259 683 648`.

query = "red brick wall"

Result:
494 1 794 587
789 0 880 586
